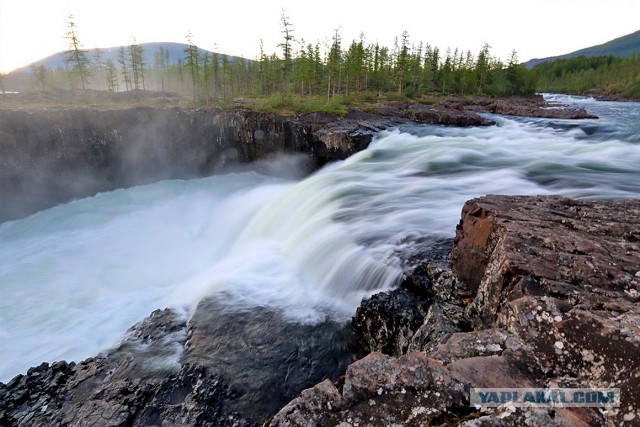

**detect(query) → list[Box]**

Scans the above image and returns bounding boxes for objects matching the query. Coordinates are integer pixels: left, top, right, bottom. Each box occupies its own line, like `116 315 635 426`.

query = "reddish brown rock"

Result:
268 349 601 427
451 195 640 424
409 104 495 127
468 95 598 119
272 196 638 426
451 195 640 326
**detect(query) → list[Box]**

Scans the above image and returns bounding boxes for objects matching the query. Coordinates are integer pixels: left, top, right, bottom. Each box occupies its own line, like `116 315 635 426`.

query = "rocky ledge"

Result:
0 106 406 222
1 94 595 223
466 95 598 119
270 195 640 426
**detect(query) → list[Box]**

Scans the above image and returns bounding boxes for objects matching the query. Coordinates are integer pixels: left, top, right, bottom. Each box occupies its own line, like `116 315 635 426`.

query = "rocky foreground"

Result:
2 195 638 426
269 195 640 426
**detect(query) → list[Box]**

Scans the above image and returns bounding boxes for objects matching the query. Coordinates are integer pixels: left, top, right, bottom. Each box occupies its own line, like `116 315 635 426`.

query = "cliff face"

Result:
0 107 393 222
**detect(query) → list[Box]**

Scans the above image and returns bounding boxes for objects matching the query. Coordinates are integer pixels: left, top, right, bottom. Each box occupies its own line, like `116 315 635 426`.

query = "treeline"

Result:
533 54 640 98
19 12 537 102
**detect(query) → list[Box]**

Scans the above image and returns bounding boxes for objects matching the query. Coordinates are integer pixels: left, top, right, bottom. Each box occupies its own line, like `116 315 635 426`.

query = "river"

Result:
1 94 639 383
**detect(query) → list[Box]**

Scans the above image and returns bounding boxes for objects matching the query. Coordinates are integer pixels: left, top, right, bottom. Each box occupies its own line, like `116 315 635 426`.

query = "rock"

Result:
352 262 471 357
0 107 401 222
468 95 598 119
0 308 252 426
451 195 640 424
352 287 433 356
183 297 357 424
429 329 524 364
273 195 639 426
268 352 466 426
451 195 640 326
580 89 640 102
0 296 358 426
268 351 601 426
409 104 495 127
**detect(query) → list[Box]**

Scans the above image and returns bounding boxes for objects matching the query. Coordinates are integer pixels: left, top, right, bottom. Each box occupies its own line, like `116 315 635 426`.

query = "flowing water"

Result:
1 94 640 382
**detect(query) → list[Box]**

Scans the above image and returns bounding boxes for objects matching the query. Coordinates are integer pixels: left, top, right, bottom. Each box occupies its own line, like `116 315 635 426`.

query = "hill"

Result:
7 42 225 75
524 30 640 68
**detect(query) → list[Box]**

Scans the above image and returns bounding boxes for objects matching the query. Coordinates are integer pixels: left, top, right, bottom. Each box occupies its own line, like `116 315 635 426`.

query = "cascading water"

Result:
2 94 640 383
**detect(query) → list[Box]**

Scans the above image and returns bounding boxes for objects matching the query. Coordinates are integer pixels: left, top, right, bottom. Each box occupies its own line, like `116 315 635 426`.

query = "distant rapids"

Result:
1 94 640 382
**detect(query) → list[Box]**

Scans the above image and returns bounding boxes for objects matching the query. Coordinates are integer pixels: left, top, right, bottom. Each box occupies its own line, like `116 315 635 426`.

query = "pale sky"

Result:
1 0 639 73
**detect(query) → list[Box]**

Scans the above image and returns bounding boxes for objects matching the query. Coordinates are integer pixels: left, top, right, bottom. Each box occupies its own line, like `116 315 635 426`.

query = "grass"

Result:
1 89 525 114
253 94 350 115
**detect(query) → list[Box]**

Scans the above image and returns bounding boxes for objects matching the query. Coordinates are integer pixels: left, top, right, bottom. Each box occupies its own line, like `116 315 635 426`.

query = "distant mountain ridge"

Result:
8 42 227 74
524 30 640 68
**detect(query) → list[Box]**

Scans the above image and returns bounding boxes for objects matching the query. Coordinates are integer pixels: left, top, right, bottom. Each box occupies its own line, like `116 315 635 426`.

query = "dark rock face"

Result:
352 263 470 356
183 297 357 424
0 107 404 222
0 309 250 426
270 196 640 426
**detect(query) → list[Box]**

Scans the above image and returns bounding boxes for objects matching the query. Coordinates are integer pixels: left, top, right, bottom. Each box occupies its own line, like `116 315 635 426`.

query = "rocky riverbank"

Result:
270 195 640 426
0 95 594 222
2 195 638 426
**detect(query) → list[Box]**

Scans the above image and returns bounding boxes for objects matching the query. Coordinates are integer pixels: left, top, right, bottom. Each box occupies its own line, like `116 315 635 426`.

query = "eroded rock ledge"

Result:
0 104 491 223
270 195 640 426
0 95 593 223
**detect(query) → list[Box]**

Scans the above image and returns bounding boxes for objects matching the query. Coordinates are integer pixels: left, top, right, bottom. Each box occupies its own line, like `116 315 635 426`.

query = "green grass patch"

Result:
256 94 349 115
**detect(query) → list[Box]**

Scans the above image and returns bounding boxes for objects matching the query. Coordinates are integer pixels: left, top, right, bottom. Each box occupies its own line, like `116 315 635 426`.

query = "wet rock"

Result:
0 107 401 222
409 103 495 127
0 308 251 426
274 195 638 426
0 296 357 426
352 288 432 356
183 297 357 424
468 95 598 119
352 262 471 356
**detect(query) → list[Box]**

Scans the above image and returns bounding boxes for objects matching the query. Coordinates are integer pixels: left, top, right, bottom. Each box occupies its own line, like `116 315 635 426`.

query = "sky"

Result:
1 0 640 73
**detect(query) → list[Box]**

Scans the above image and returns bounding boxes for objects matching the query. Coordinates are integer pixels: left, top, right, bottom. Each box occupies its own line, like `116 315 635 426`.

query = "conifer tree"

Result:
184 31 200 103
105 59 118 92
30 64 48 91
118 46 131 91
128 39 146 91
64 14 91 90
153 46 168 92
278 9 295 94
327 28 342 98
